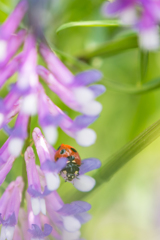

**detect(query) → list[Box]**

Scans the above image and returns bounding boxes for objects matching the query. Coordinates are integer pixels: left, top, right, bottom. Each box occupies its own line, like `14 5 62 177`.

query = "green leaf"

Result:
65 118 160 202
77 33 138 60
57 19 121 32
104 76 160 94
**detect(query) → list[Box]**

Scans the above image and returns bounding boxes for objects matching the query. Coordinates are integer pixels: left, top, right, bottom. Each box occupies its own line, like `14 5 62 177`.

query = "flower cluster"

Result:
0 0 105 159
102 0 160 50
0 1 104 239
0 127 101 240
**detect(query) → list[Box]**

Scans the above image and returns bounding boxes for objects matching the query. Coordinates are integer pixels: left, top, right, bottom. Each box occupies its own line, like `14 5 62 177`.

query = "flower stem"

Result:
21 116 31 208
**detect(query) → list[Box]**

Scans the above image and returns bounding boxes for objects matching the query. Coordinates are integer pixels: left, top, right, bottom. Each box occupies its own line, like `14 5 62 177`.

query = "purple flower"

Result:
0 177 24 240
37 49 103 117
27 194 53 239
25 167 91 240
46 95 100 147
24 146 52 216
102 0 160 50
0 0 104 149
32 127 67 191
28 224 53 239
0 30 104 148
0 2 104 240
45 191 91 239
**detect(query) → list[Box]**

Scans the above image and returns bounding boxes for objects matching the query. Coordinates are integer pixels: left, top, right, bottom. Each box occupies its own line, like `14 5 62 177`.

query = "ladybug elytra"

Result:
54 144 81 181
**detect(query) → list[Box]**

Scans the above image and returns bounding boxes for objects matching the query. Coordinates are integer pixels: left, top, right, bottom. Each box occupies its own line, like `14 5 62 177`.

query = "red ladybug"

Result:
54 144 81 181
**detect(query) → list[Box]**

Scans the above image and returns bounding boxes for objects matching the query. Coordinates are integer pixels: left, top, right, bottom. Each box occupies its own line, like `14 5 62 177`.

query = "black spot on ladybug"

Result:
71 148 77 152
57 146 61 150
56 157 59 160
60 149 66 154
67 156 75 161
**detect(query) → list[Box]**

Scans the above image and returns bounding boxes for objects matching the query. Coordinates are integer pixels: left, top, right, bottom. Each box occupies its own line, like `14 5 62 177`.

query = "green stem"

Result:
63 117 160 202
77 33 138 60
21 117 31 208
140 50 149 83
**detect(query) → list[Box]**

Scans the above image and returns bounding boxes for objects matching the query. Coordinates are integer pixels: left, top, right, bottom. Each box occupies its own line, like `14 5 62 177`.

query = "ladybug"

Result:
54 144 81 181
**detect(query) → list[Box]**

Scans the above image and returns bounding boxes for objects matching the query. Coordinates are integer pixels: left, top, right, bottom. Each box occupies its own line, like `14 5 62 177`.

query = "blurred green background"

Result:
1 0 160 239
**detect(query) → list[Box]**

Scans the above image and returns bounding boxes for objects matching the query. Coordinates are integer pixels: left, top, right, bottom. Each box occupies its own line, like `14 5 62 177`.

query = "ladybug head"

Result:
61 160 79 181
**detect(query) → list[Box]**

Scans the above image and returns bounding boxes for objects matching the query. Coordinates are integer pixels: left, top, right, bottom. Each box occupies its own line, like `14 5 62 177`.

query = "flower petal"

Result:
63 216 81 232
43 125 58 145
69 115 98 131
0 156 15 186
73 70 102 86
81 100 102 116
73 175 96 192
27 185 51 198
79 158 101 175
75 212 92 224
88 84 106 98
8 138 24 157
41 158 67 173
43 224 53 237
44 172 60 191
0 212 16 226
28 223 52 238
57 201 91 216
62 230 81 240
5 226 15 240
75 128 96 147
31 198 40 216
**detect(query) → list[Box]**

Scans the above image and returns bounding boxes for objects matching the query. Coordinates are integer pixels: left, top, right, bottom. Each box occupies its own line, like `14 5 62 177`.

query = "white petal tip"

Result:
40 198 46 215
0 40 7 62
21 94 38 115
63 216 81 232
0 113 4 126
120 7 137 25
76 128 96 147
73 175 96 192
45 172 60 191
8 138 24 157
62 230 81 240
43 126 58 145
5 226 15 240
82 101 102 116
74 87 94 104
31 198 40 216
139 28 160 50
